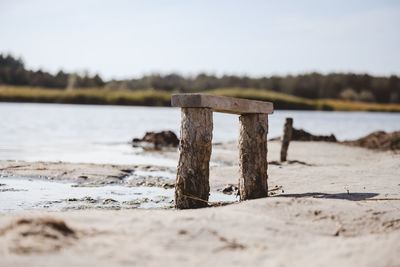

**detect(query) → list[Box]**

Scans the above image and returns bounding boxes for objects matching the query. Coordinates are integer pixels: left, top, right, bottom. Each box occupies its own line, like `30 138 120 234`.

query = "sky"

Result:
1 0 399 80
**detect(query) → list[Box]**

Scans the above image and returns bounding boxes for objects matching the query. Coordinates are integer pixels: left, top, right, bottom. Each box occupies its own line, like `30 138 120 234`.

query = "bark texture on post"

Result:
175 108 213 209
280 118 293 162
238 114 268 200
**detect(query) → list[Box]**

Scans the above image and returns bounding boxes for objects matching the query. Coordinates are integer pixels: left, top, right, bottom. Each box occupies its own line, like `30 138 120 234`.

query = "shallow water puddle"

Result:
0 177 238 213
130 169 177 181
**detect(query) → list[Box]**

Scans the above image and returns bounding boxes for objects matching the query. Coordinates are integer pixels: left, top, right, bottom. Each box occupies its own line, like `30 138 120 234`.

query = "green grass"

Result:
315 99 400 112
1 85 400 112
0 86 172 106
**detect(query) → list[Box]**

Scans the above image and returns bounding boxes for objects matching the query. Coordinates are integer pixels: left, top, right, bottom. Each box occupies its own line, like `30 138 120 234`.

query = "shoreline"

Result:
1 141 399 266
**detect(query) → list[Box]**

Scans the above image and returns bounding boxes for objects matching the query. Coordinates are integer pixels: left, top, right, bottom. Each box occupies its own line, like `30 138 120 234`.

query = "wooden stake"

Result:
175 108 213 209
280 118 293 162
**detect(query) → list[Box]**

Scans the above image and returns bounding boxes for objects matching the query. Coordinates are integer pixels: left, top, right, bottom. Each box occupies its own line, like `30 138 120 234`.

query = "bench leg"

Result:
238 114 269 200
175 107 213 209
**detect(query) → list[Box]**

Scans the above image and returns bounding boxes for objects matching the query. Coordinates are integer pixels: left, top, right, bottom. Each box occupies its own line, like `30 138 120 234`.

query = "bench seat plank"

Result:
171 94 273 115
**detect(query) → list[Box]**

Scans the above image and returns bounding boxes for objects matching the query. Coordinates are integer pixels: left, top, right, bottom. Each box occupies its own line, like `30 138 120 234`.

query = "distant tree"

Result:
1 53 400 104
93 74 105 87
67 73 78 90
0 54 106 89
359 90 375 102
388 75 400 103
340 88 359 101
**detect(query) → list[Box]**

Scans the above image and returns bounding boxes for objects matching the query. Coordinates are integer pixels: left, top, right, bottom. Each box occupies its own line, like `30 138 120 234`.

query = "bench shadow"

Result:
272 192 379 200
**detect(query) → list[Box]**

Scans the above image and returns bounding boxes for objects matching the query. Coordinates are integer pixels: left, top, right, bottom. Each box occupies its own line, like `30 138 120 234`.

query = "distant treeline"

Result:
108 73 400 104
0 54 104 88
1 53 399 104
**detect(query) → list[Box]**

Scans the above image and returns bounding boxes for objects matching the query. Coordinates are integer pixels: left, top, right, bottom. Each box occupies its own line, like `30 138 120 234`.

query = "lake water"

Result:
1 102 400 167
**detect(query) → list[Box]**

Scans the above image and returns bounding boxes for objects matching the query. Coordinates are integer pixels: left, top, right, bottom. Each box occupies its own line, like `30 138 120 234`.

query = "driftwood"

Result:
171 94 273 115
175 108 213 209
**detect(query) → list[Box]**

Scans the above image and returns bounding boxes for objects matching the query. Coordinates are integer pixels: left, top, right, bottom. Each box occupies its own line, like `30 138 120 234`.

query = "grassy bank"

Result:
1 85 400 112
0 86 172 106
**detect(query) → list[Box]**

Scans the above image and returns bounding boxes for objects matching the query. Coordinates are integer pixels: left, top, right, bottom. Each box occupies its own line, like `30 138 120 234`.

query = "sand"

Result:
0 141 399 267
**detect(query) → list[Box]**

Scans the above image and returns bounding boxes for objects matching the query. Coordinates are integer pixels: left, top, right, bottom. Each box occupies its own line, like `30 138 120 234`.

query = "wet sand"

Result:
0 141 399 267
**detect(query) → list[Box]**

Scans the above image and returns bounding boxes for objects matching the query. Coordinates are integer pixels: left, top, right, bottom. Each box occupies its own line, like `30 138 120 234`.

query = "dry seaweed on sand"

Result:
344 131 400 151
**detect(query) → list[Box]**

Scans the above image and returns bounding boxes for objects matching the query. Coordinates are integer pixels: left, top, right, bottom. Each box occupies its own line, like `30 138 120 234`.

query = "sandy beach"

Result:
0 141 399 267
2 1 400 265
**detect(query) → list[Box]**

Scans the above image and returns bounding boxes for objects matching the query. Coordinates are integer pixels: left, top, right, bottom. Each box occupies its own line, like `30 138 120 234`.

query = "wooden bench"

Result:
171 94 274 209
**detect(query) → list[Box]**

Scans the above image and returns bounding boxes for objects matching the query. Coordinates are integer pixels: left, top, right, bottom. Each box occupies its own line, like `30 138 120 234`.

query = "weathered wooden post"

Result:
175 108 213 209
172 94 273 209
238 114 269 200
280 117 293 162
